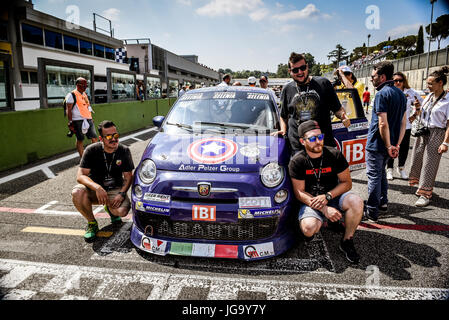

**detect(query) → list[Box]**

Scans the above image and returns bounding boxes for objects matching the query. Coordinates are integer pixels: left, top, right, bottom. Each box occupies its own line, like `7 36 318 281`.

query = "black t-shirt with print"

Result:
288 146 349 195
280 77 342 152
80 142 134 189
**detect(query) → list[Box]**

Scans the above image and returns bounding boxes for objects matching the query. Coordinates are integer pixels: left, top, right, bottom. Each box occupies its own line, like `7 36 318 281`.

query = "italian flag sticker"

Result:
169 242 238 259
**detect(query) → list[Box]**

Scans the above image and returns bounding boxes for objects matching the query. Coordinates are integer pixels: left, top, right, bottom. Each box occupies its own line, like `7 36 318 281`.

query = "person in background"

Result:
218 74 231 86
65 77 98 158
136 80 144 102
259 75 278 104
248 76 257 87
386 72 423 180
232 81 242 86
335 65 365 101
179 85 186 97
362 87 371 114
408 66 449 207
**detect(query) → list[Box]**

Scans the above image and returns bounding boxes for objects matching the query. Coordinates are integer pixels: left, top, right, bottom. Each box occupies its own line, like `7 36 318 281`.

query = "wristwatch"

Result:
325 192 333 201
118 191 126 198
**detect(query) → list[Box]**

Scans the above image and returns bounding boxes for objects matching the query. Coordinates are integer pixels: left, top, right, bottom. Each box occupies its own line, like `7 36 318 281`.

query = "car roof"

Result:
186 86 271 94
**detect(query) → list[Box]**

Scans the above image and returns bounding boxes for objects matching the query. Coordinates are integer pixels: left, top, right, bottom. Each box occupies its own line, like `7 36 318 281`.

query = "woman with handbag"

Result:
408 66 449 207
386 72 423 180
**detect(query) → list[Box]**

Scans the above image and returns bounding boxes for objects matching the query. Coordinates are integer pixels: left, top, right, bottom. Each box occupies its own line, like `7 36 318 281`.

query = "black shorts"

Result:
73 119 97 141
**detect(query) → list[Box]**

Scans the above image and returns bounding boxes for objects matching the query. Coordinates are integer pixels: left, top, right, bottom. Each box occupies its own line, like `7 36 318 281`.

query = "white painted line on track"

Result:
0 127 157 186
0 259 448 300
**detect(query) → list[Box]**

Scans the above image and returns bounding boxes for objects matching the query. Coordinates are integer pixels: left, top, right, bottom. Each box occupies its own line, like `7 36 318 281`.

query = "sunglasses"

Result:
291 65 307 74
394 79 404 83
259 79 267 83
343 72 351 76
103 133 119 141
304 133 324 143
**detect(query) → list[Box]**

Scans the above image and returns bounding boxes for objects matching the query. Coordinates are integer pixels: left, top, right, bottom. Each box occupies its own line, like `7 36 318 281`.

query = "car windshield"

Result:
164 91 278 133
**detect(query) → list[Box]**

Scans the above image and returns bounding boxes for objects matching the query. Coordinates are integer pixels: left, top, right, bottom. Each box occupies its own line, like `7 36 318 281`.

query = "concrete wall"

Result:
0 98 176 172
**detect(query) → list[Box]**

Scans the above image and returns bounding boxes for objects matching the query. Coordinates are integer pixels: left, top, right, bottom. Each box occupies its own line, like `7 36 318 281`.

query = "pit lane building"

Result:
0 0 220 112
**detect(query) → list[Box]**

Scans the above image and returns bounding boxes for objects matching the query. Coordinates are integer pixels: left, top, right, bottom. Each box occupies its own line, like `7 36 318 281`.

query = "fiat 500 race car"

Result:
130 86 368 261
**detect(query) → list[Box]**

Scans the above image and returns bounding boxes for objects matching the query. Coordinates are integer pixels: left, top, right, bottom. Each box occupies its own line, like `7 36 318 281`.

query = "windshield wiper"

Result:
194 121 252 129
166 122 193 131
195 121 272 132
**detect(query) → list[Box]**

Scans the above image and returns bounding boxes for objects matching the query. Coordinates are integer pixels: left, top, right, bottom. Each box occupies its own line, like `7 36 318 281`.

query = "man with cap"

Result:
248 76 257 87
289 120 364 264
335 65 365 101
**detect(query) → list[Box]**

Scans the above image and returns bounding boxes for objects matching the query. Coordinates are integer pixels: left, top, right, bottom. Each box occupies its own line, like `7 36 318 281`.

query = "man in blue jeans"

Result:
365 61 407 222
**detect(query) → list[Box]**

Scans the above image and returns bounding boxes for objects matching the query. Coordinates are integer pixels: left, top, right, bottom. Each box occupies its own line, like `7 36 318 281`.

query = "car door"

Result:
332 88 369 171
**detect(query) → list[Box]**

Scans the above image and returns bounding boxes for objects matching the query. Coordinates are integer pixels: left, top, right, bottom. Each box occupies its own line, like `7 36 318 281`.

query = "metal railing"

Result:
353 47 449 79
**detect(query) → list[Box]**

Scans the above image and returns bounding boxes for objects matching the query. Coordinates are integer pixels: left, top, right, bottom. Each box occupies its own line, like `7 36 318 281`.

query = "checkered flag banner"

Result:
115 48 127 63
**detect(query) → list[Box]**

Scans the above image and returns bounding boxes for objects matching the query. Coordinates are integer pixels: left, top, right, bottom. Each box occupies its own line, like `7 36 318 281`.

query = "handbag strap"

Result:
421 91 445 126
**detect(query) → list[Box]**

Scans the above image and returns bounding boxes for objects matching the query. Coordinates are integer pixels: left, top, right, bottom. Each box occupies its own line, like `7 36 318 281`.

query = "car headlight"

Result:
134 185 143 198
139 159 157 184
260 162 284 188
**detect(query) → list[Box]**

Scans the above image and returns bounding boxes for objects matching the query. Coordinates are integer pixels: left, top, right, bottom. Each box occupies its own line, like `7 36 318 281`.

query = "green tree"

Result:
276 63 289 78
426 14 449 50
416 25 424 54
327 44 349 67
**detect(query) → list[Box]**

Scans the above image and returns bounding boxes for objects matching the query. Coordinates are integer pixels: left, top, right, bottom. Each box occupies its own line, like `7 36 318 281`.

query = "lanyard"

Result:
306 155 323 185
103 150 115 176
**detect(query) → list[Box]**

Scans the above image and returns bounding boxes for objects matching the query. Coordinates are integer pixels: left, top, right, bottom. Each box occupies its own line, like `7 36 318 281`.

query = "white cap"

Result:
248 76 256 84
340 66 352 73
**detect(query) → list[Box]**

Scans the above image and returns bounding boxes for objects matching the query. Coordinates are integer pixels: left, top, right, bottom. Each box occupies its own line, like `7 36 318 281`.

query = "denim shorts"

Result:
298 191 353 223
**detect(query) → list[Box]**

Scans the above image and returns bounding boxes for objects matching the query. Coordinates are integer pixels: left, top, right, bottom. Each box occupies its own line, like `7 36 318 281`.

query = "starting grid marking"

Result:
1 259 448 300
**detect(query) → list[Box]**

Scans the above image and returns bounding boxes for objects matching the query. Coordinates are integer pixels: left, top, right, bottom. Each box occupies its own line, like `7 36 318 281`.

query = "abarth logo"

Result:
197 182 211 197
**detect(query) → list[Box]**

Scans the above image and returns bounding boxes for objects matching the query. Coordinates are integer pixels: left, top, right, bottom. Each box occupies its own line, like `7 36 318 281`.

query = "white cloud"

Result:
177 0 192 5
272 4 329 21
386 23 422 38
101 8 120 22
249 8 269 21
196 0 264 17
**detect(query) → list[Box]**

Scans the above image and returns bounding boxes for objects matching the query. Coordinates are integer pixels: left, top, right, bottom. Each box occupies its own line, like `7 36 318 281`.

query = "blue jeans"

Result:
366 150 389 218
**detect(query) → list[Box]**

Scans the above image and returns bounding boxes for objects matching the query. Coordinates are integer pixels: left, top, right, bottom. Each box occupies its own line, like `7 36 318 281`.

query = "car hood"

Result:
141 133 289 173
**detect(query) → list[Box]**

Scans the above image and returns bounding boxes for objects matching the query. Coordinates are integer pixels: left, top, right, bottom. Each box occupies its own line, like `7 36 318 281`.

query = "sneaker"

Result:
104 205 122 224
397 167 408 180
386 168 394 180
415 196 430 207
378 204 388 212
84 221 98 242
327 221 345 233
363 202 378 222
339 238 360 264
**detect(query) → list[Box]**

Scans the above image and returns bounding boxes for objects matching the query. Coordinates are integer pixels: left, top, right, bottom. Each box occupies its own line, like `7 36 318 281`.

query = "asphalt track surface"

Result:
0 122 448 306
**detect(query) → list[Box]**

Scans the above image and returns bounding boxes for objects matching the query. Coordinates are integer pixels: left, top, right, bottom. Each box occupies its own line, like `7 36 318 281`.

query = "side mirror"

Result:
153 116 165 128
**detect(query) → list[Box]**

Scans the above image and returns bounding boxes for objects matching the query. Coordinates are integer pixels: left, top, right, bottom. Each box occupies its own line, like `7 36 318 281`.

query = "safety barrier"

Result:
0 98 176 172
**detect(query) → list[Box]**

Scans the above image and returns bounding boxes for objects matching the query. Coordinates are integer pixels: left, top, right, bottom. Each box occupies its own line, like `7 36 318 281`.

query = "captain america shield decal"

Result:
188 138 238 164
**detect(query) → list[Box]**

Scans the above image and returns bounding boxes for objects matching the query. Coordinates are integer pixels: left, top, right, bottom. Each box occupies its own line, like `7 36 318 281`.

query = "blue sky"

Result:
35 0 449 73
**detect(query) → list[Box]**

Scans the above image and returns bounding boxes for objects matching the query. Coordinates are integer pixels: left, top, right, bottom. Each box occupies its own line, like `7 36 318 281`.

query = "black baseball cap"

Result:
298 120 320 138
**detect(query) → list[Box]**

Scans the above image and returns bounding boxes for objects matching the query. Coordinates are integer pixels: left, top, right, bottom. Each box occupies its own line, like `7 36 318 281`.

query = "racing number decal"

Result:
342 138 366 167
192 205 216 221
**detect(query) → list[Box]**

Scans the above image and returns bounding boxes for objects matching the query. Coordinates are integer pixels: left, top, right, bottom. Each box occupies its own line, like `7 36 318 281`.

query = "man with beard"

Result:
289 120 364 264
273 52 351 154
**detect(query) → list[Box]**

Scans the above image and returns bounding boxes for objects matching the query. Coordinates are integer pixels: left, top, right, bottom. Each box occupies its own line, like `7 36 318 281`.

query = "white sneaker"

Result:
397 167 408 180
415 196 430 207
386 168 394 180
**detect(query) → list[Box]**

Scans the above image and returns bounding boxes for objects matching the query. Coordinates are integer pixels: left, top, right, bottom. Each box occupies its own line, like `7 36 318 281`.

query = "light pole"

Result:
367 34 371 57
425 0 437 81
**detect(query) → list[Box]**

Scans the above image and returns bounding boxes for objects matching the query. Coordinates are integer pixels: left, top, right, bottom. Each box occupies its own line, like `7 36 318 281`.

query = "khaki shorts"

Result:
73 184 131 210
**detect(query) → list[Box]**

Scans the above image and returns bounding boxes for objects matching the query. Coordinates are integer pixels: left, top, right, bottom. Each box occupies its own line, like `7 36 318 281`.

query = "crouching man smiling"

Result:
288 120 363 263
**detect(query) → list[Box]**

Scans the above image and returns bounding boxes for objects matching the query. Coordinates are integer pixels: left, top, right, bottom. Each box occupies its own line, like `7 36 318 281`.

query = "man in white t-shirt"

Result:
65 77 98 158
217 74 231 86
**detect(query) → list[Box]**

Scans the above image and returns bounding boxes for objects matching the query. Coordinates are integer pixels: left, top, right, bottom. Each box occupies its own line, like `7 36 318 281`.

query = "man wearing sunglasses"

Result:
274 52 350 155
289 120 364 264
72 120 135 242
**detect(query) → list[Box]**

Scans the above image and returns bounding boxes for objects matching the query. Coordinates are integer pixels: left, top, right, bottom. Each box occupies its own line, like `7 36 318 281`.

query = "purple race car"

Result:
130 86 368 260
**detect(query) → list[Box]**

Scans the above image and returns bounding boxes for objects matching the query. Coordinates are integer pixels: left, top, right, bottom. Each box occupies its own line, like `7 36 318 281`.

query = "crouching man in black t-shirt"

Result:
288 120 363 264
72 120 135 242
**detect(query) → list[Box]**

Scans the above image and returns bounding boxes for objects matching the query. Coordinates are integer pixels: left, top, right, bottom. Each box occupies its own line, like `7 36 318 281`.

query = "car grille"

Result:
135 211 279 241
